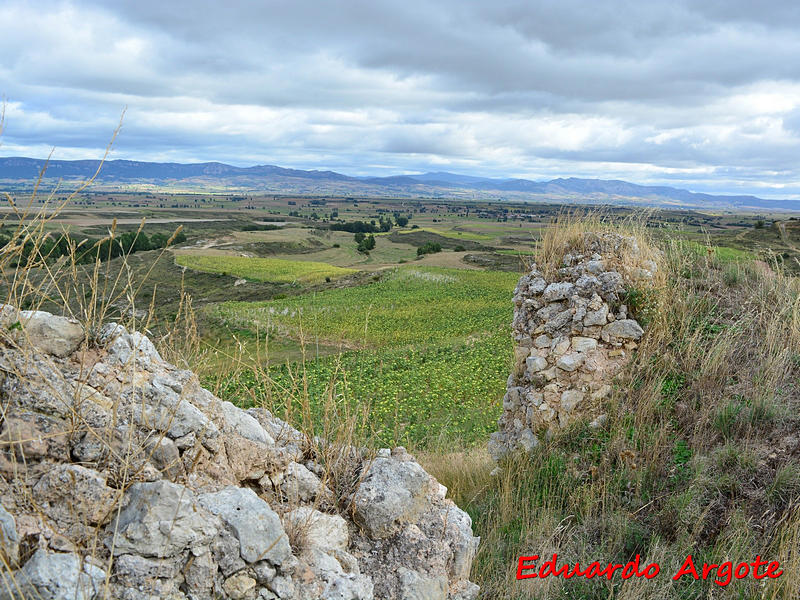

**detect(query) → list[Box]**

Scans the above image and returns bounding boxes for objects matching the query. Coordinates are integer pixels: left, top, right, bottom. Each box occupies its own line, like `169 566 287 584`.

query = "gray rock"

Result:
0 502 18 566
135 390 219 443
583 304 609 326
281 461 327 503
352 453 432 539
542 282 575 302
555 353 584 372
112 553 184 597
560 390 584 412
543 308 573 333
182 551 216 598
597 271 624 295
525 356 547 373
0 410 69 461
199 487 291 565
70 431 107 463
99 323 163 366
397 567 447 600
221 401 274 446
535 303 564 321
449 580 480 600
320 573 374 600
247 408 305 459
18 310 84 357
106 480 218 557
266 574 295 598
1 549 104 600
145 436 185 479
586 259 604 274
284 507 349 553
516 429 539 452
574 274 601 296
223 572 257 599
602 319 644 341
571 337 597 352
210 522 247 577
252 560 277 584
33 464 116 528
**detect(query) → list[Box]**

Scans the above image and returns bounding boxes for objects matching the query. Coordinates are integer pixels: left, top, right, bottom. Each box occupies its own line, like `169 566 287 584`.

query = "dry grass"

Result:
429 215 800 599
0 144 375 598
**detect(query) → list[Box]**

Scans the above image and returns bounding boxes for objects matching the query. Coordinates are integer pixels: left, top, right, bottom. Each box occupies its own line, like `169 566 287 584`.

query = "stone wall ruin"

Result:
0 307 479 600
489 232 657 461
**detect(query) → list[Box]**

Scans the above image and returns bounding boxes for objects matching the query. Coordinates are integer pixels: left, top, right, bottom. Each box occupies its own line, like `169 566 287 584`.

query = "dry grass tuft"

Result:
432 214 800 599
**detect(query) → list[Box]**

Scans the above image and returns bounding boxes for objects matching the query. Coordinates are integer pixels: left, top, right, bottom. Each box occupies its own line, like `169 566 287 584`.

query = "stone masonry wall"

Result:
489 232 657 461
0 307 479 600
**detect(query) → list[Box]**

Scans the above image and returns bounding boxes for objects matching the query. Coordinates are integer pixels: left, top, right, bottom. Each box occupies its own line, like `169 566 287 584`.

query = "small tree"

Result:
356 234 376 254
417 242 442 256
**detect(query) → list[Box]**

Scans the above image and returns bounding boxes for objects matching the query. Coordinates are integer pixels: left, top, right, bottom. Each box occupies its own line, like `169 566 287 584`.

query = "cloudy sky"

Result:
2 1 800 198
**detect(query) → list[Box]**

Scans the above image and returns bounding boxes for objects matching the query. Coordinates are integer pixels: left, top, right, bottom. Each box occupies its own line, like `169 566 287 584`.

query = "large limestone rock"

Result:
0 549 104 600
352 450 433 539
351 448 480 600
199 486 292 565
15 310 85 357
0 316 480 600
490 232 655 461
106 480 218 558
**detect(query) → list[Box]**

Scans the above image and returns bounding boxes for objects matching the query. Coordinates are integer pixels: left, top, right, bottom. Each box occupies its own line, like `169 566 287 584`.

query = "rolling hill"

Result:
1 156 798 211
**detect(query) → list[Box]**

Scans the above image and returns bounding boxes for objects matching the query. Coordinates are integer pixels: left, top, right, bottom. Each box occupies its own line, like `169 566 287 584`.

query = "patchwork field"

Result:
6 190 800 599
175 254 356 284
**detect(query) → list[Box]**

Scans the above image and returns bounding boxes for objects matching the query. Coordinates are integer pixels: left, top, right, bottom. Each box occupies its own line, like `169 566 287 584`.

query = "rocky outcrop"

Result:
489 232 656 461
0 308 479 600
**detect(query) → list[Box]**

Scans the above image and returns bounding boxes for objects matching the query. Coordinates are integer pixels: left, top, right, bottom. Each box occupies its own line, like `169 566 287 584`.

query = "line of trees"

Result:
0 229 187 265
330 218 391 234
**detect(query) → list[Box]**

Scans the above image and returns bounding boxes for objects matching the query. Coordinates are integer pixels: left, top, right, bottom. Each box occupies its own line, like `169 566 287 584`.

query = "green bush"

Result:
417 242 442 256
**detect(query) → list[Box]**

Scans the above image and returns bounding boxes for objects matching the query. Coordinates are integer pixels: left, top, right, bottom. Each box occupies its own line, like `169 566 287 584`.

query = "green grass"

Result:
682 241 757 262
496 248 537 256
176 254 355 284
209 266 519 347
391 227 494 241
206 265 519 447
211 332 511 447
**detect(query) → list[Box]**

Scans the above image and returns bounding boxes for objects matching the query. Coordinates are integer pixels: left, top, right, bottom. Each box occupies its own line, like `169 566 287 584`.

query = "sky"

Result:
2 1 800 198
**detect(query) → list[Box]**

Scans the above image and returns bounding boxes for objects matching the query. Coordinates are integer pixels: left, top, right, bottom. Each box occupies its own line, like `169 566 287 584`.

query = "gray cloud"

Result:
2 0 800 198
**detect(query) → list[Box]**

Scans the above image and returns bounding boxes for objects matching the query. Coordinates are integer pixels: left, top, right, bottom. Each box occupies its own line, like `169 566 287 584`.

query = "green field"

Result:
209 266 518 346
207 266 518 446
176 254 356 284
213 331 510 447
390 226 494 241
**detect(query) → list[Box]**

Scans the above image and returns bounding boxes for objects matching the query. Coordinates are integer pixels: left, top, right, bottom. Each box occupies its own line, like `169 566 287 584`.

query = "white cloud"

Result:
2 0 800 197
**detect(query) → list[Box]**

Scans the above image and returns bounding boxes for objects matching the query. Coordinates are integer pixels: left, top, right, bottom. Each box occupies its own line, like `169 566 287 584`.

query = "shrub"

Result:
417 242 442 256
357 234 376 254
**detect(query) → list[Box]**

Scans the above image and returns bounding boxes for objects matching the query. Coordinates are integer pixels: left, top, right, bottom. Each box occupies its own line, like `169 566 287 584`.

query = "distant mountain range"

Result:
1 156 798 211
